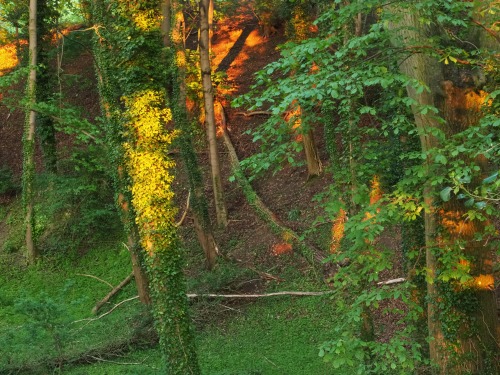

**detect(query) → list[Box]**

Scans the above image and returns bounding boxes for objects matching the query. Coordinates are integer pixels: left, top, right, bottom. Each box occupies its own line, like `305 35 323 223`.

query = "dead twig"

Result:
175 190 191 227
92 272 135 315
73 296 139 328
76 273 113 288
234 111 272 117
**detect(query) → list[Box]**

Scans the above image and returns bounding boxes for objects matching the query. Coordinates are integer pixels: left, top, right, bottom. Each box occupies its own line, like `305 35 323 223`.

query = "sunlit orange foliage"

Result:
271 242 293 256
330 208 346 253
364 175 382 220
330 176 383 253
285 100 303 142
439 209 475 236
0 43 19 74
471 274 495 290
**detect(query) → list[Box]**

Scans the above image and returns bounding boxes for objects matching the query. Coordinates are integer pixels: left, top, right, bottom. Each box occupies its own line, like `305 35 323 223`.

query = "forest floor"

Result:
0 1 408 374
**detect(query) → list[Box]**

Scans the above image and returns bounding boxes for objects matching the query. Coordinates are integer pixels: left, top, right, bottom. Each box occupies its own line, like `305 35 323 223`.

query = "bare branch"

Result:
377 277 406 285
234 111 272 117
175 190 191 227
76 273 114 288
92 272 135 315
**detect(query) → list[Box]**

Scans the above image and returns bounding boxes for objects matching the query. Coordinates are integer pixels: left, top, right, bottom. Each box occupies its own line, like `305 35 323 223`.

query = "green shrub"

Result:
0 166 18 195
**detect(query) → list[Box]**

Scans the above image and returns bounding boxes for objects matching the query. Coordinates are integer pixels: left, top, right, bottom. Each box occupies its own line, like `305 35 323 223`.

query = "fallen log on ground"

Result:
92 272 134 315
217 101 327 268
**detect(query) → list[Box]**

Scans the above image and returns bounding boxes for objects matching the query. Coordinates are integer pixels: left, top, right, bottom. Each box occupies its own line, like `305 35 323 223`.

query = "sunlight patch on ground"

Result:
212 29 244 69
244 29 265 47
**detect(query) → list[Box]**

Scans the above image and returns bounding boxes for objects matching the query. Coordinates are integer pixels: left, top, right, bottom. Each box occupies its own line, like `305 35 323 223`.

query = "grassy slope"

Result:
0 196 334 375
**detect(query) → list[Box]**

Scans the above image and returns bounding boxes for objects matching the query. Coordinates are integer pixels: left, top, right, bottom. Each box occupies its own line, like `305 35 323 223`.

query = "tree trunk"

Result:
160 0 171 47
389 7 499 373
24 0 38 263
303 129 322 178
90 3 201 372
36 0 58 173
123 90 200 375
90 0 151 305
208 0 213 51
390 10 452 371
287 101 322 178
117 191 151 305
199 0 228 228
166 1 219 270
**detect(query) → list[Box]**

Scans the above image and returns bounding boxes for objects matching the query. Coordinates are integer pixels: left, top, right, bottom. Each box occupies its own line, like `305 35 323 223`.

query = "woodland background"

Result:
0 0 499 374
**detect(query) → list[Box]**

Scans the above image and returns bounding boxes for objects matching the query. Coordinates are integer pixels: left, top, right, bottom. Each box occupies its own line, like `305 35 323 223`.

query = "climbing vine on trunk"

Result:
90 0 200 372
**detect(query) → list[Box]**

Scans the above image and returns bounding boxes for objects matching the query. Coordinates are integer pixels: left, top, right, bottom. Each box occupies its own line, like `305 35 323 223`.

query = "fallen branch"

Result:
234 110 272 117
377 277 405 285
74 296 139 326
187 290 332 298
175 190 191 227
87 356 143 366
92 272 135 315
76 273 113 288
217 102 327 267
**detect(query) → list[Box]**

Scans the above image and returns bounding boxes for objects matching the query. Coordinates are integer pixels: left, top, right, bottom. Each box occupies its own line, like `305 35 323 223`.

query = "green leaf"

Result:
482 171 498 184
440 187 452 202
435 154 447 165
474 201 486 209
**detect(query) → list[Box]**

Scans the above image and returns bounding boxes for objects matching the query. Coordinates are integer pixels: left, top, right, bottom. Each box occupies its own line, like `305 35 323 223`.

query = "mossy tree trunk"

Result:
24 0 38 263
390 7 499 373
90 1 201 372
36 0 58 173
165 0 219 270
90 0 151 305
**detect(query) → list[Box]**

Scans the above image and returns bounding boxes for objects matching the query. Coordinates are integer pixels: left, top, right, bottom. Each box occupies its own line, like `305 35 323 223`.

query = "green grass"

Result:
0 238 335 374
197 296 333 375
0 237 143 373
63 295 334 375
0 193 335 375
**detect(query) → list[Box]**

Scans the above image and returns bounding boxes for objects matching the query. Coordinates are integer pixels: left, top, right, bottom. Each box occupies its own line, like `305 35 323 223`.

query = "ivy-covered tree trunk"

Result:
90 1 201 372
390 6 499 373
123 90 200 374
24 0 38 263
90 0 151 305
36 0 58 173
199 0 228 228
165 1 219 269
390 10 457 372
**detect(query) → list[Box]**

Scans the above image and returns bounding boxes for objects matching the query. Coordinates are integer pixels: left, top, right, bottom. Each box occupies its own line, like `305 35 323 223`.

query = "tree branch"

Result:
92 272 135 314
76 273 114 288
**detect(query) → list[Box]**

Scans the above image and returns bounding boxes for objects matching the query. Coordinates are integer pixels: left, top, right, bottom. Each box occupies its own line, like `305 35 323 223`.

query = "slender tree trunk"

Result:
36 0 58 173
208 0 213 51
164 0 219 269
199 0 228 228
160 0 171 47
117 190 151 305
24 0 38 263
